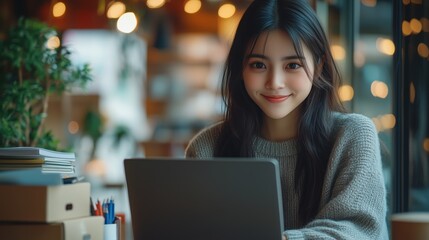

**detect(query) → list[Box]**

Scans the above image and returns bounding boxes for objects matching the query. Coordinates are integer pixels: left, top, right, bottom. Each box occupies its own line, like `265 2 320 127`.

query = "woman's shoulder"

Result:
333 112 377 140
190 121 223 142
185 121 223 157
333 112 376 132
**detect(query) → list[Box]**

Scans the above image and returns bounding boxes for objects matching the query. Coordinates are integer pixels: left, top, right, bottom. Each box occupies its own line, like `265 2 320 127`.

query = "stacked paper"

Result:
0 147 76 175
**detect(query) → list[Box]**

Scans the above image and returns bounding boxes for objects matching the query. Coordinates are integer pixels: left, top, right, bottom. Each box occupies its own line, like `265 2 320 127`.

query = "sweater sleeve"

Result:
284 114 388 240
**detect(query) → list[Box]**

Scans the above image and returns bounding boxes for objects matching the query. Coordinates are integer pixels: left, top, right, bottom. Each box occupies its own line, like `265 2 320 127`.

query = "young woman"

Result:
185 0 388 239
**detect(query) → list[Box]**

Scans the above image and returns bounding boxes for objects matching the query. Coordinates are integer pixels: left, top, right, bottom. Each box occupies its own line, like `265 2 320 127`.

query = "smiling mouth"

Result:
262 94 292 103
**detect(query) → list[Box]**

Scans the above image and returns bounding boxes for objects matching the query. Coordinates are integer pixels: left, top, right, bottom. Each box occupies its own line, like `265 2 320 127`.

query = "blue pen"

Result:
110 197 115 223
108 199 112 224
103 200 109 224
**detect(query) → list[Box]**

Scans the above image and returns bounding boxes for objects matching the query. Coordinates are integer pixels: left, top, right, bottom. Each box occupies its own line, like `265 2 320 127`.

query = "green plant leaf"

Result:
0 18 92 149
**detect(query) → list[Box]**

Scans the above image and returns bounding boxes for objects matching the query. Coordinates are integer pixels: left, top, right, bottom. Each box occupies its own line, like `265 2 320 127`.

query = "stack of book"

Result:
0 147 106 239
0 147 76 176
0 182 104 240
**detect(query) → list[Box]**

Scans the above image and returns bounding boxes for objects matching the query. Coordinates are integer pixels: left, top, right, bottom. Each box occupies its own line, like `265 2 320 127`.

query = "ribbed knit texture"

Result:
185 113 388 239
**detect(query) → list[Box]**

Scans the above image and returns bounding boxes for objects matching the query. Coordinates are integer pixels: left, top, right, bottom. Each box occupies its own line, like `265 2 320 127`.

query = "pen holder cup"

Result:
391 212 429 240
103 223 118 240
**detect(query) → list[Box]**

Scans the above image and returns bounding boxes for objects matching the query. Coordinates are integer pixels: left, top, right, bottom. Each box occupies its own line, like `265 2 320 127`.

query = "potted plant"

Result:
0 18 91 150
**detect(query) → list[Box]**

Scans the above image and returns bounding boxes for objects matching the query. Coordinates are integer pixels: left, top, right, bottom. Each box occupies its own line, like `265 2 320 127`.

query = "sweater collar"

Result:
253 135 297 157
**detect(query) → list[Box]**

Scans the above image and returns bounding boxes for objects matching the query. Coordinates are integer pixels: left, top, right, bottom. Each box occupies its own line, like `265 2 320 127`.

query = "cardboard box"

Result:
0 182 90 222
0 216 104 240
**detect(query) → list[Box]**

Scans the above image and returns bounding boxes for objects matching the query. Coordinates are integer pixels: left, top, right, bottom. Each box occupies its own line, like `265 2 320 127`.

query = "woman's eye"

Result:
250 62 266 69
286 63 301 70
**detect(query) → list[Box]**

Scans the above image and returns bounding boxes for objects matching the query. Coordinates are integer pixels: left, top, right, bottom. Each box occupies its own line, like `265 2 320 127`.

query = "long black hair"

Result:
214 0 345 225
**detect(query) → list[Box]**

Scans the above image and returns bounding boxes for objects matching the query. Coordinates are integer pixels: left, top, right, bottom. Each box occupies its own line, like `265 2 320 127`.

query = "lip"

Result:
262 94 292 103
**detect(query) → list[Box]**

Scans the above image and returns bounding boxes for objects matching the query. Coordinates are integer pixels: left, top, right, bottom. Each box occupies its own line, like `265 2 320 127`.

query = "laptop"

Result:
124 158 285 240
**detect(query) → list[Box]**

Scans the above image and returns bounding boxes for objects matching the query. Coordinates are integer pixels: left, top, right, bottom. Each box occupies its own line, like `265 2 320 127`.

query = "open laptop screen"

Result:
124 158 284 240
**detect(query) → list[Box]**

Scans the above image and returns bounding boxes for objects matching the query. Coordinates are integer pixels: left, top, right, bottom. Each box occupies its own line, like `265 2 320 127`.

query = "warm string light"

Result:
418 43 429 58
402 18 428 36
338 85 354 102
218 3 236 19
410 18 422 33
68 121 79 134
402 20 412 36
146 0 165 9
46 36 61 49
371 80 389 99
184 0 202 14
376 38 395 55
52 2 66 17
331 45 346 60
117 12 138 33
372 114 396 132
183 0 237 18
51 0 239 31
107 1 126 19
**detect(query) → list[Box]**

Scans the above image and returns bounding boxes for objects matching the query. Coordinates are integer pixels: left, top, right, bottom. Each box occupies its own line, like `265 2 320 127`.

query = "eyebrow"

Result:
245 53 305 61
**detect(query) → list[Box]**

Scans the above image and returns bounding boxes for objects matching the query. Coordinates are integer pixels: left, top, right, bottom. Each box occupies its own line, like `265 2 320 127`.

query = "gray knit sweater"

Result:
185 113 388 239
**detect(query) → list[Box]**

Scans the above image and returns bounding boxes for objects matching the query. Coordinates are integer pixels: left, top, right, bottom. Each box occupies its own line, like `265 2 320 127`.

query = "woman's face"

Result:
243 30 314 121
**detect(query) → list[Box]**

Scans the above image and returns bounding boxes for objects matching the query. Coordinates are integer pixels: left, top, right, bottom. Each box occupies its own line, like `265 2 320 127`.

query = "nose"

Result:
265 67 285 90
